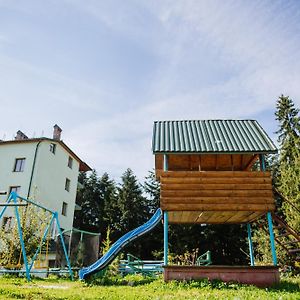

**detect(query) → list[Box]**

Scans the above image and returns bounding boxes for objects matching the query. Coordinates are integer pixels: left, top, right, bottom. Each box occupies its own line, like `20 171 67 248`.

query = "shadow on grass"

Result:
270 279 300 293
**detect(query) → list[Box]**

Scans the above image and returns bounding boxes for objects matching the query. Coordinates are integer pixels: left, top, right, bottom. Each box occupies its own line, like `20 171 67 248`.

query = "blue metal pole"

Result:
28 214 55 271
247 223 255 266
163 154 168 172
259 154 266 171
163 211 168 266
267 212 277 266
12 192 30 280
0 193 13 220
18 195 55 214
55 212 73 280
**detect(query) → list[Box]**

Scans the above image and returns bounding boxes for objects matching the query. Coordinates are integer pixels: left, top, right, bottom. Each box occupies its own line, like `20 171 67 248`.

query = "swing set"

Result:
0 191 73 280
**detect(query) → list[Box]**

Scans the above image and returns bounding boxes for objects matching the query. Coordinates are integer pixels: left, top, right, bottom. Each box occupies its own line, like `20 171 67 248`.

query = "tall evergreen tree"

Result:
116 169 148 233
275 95 300 163
99 173 118 233
73 170 101 232
275 95 300 232
143 169 160 213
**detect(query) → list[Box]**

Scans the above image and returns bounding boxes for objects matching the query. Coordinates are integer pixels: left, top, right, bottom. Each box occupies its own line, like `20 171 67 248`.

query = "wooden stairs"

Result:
258 190 300 263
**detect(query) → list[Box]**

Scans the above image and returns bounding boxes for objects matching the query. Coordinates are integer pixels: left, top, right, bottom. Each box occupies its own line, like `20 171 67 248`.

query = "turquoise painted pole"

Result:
259 154 266 171
163 154 168 172
247 223 255 266
267 212 278 266
163 153 169 265
12 192 30 280
55 212 74 280
164 211 168 265
0 193 12 219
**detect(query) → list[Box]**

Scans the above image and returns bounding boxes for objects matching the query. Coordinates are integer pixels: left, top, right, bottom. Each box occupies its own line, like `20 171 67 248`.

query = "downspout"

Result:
27 140 42 199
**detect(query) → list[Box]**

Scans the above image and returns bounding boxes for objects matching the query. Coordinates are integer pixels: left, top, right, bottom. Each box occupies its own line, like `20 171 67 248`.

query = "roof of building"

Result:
0 138 92 172
152 120 277 154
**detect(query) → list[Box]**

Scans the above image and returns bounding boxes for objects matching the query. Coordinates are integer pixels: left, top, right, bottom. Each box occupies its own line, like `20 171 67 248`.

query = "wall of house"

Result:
31 141 80 230
0 142 37 219
0 140 80 231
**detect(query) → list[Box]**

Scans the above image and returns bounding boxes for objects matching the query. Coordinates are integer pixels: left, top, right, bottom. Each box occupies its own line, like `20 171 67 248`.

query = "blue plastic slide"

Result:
79 208 162 280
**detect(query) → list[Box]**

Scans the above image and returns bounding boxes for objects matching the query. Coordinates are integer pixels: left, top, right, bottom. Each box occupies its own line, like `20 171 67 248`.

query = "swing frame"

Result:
0 192 73 280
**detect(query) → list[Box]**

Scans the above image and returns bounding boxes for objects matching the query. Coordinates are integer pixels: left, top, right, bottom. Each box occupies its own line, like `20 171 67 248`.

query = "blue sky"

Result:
1 1 300 181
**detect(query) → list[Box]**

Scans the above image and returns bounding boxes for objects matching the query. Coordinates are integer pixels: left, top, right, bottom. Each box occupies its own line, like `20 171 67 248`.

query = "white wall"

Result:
0 140 81 230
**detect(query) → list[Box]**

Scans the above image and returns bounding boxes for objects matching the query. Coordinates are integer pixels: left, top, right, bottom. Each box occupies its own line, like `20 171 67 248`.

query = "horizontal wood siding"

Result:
160 171 275 219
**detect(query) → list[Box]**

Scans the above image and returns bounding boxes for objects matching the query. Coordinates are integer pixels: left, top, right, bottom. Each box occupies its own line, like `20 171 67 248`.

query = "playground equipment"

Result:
0 191 73 280
79 208 162 279
119 253 163 276
195 251 212 266
153 119 282 287
58 228 101 268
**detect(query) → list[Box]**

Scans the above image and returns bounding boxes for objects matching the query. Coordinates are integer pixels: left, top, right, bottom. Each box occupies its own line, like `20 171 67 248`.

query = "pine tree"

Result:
117 169 148 233
143 169 160 213
73 170 102 232
275 95 300 232
99 173 118 233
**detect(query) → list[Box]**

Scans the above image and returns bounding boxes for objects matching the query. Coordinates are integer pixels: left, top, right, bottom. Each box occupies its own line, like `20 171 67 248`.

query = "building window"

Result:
62 202 68 216
68 156 73 169
9 186 21 195
13 158 25 172
50 143 56 154
65 178 70 192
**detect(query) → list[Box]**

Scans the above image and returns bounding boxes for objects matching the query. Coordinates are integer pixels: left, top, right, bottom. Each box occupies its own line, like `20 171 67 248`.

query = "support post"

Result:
12 192 30 281
163 154 168 172
247 223 255 266
259 154 266 171
55 212 74 280
164 211 168 266
267 212 278 266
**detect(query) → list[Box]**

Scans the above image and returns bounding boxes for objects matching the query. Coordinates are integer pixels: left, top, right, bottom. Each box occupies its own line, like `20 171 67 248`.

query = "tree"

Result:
99 173 118 234
275 95 300 232
143 169 160 213
275 95 300 164
73 170 102 232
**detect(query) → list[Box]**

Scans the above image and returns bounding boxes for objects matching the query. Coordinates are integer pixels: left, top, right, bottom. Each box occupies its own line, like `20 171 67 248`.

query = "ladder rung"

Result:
277 233 291 238
288 248 300 253
282 240 299 246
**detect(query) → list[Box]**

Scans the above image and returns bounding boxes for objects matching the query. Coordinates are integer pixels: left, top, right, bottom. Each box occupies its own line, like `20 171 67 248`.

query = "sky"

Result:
0 0 300 181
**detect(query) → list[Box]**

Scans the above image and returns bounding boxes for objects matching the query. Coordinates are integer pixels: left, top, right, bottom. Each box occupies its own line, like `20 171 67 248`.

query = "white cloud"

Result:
1 1 300 180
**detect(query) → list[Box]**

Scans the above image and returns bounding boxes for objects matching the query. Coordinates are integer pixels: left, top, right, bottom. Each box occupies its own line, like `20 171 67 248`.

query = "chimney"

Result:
15 130 28 140
53 124 62 140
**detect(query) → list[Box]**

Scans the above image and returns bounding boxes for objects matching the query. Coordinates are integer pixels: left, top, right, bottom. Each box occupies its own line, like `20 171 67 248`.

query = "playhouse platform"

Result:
163 265 279 287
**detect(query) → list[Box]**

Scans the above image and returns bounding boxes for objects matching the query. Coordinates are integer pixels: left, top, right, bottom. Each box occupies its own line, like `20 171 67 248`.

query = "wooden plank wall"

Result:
155 154 258 178
160 171 275 213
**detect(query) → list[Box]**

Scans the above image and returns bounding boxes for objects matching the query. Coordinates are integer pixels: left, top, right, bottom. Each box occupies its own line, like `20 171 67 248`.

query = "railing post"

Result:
164 211 168 265
247 223 255 266
163 154 168 172
267 212 278 266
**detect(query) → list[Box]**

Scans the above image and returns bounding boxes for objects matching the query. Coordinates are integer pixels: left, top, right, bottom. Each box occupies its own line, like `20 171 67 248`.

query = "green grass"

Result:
0 274 299 299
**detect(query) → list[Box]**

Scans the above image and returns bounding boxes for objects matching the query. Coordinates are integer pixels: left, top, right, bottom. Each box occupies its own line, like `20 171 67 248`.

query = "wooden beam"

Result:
161 171 271 178
161 197 275 204
161 190 273 198
161 183 272 190
244 155 259 171
161 203 275 211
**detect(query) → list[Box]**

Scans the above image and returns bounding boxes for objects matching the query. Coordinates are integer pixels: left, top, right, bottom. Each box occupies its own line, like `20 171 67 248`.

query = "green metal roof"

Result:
152 120 277 154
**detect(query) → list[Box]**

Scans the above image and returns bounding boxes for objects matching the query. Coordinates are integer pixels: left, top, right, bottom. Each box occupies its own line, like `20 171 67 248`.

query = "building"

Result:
0 125 91 231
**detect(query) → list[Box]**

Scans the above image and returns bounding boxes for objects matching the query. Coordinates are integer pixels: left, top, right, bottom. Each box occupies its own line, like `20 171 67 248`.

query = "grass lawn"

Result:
0 274 299 299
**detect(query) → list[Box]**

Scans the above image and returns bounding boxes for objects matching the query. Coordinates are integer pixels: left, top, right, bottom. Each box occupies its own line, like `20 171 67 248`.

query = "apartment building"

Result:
0 125 91 230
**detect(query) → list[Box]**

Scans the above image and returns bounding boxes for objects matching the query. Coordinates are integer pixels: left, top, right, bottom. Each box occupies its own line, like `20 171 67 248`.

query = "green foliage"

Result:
253 95 300 269
0 205 51 268
0 275 299 299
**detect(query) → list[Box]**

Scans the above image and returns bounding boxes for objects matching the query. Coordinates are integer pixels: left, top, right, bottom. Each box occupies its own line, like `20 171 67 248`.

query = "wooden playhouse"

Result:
152 120 279 287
